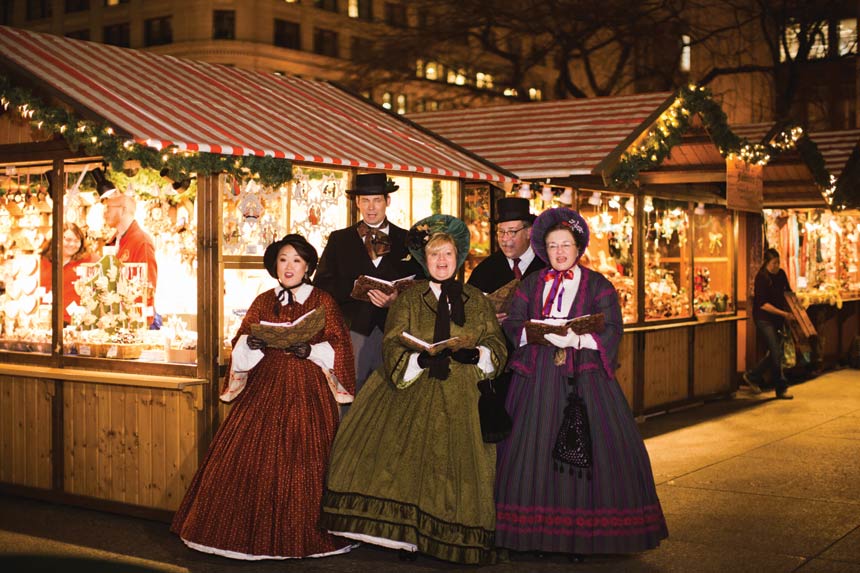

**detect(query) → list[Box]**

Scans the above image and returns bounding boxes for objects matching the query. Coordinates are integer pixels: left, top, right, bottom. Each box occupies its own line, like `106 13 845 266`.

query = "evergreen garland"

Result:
607 85 833 201
0 75 292 187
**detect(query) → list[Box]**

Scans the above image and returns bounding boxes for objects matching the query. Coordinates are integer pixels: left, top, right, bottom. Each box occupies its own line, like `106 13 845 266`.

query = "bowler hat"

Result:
346 173 399 196
495 197 536 224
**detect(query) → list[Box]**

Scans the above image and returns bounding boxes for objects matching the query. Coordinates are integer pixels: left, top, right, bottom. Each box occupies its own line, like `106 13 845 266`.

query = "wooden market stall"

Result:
733 123 860 370
411 86 757 416
0 26 515 517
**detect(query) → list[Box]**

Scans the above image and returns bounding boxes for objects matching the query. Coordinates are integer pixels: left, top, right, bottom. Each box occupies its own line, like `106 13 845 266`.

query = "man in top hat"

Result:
468 196 545 317
314 173 421 396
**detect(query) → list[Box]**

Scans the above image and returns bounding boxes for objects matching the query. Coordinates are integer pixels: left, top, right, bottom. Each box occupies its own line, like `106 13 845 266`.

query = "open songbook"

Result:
249 307 326 349
524 313 606 346
350 274 417 302
485 278 520 314
399 331 473 356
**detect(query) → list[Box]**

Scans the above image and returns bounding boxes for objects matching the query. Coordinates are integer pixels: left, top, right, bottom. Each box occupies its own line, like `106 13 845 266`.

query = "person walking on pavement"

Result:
743 248 796 399
314 173 422 398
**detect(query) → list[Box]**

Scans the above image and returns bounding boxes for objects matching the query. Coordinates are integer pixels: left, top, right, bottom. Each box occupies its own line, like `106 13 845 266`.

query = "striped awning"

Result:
808 129 860 181
408 91 674 180
0 25 514 183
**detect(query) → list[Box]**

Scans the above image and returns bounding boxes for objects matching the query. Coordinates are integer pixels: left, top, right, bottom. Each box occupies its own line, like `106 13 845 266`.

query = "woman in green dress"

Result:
319 214 507 565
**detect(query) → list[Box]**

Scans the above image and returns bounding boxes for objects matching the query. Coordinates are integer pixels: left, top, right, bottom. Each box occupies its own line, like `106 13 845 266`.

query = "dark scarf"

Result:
429 278 465 379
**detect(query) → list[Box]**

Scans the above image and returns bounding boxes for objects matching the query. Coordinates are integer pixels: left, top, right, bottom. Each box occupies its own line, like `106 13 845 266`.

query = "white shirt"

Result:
508 246 536 277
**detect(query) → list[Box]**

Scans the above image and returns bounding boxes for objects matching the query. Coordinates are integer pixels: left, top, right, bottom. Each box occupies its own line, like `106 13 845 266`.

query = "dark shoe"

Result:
568 553 586 563
776 392 794 400
742 372 762 394
398 549 418 561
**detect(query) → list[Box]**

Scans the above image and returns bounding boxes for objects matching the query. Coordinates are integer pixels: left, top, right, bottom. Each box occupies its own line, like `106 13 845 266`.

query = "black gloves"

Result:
285 342 311 359
451 347 480 365
417 348 451 380
247 336 267 350
417 348 450 369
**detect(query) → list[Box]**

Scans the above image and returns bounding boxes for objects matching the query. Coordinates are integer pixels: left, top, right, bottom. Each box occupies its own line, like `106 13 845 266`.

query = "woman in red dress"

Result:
171 234 356 560
39 222 92 324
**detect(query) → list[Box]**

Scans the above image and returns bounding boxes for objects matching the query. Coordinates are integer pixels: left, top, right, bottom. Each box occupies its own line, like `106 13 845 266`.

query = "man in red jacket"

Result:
103 191 159 326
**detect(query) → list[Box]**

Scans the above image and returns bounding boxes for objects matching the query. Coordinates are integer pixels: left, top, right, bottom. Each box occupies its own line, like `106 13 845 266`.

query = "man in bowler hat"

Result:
468 196 545 319
315 173 421 397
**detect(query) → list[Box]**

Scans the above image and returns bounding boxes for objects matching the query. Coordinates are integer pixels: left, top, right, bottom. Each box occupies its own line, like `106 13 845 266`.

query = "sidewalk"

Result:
1 370 858 572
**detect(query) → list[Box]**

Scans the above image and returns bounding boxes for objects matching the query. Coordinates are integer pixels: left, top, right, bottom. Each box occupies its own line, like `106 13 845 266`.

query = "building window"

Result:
144 16 173 47
351 36 373 60
476 72 493 89
680 34 691 72
528 87 543 101
348 0 372 20
395 94 407 115
104 0 129 5
0 1 13 24
838 18 858 55
213 10 236 40
66 29 91 40
447 68 466 85
384 2 407 27
103 22 130 47
503 87 518 97
274 19 301 49
66 0 90 12
381 92 392 110
780 21 828 61
314 0 338 12
313 28 339 57
27 0 52 20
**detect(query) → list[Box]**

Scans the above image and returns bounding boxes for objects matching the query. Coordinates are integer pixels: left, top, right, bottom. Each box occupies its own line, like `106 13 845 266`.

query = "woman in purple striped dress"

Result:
495 207 667 557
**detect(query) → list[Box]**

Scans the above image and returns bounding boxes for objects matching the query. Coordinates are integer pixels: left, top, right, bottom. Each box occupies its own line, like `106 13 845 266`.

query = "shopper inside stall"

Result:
496 207 668 558
39 222 93 324
172 234 357 560
102 190 160 328
320 215 506 565
314 173 422 398
743 248 796 399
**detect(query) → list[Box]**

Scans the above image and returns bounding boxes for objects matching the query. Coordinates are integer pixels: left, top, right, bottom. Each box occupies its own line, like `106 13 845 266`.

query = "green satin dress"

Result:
320 281 507 564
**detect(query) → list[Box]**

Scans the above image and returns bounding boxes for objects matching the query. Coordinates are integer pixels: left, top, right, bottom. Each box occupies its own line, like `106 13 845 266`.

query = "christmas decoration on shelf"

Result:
0 75 293 188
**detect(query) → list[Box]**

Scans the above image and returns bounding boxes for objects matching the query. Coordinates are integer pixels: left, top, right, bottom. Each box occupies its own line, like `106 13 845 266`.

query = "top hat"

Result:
495 197 536 224
345 173 399 196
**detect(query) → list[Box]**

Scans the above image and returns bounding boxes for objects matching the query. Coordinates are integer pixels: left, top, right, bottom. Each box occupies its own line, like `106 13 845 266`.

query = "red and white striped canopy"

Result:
0 25 513 183
408 92 674 180
808 129 860 181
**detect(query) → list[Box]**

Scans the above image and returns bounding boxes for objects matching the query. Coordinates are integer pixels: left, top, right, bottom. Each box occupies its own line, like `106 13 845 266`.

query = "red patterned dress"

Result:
171 284 356 560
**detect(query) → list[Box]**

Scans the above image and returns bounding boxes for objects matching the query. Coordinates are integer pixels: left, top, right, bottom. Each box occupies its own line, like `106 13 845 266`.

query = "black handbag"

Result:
551 377 592 478
477 377 513 443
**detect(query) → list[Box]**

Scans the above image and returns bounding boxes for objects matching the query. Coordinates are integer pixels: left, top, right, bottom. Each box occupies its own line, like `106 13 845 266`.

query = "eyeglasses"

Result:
496 226 526 238
546 242 575 252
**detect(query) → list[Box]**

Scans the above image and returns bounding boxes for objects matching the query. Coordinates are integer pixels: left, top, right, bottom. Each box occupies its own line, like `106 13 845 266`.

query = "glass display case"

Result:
692 204 735 317
462 183 493 279
765 209 860 304
643 196 692 321
0 161 200 364
576 192 637 323
386 176 458 229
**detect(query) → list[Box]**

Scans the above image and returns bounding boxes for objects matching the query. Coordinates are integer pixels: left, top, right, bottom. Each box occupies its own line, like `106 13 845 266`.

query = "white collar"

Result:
275 282 312 305
508 246 536 270
362 220 388 231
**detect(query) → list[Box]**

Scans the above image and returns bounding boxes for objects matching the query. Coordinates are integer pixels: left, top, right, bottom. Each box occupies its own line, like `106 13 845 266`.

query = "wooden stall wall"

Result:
840 301 860 359
0 375 53 490
643 328 690 411
694 322 734 396
63 382 203 511
615 333 635 407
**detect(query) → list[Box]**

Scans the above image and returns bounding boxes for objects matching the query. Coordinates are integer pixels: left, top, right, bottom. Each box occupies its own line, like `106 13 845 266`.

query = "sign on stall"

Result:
726 156 763 212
